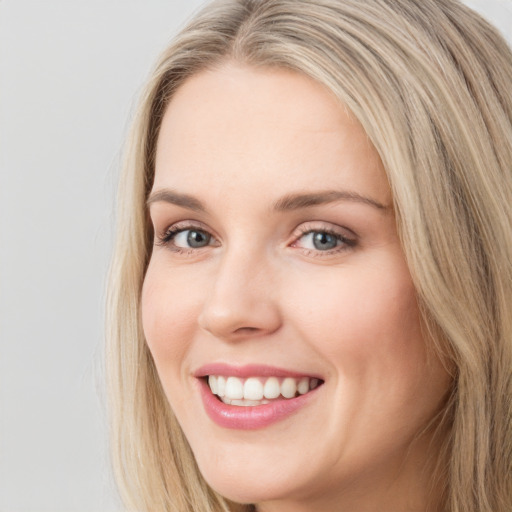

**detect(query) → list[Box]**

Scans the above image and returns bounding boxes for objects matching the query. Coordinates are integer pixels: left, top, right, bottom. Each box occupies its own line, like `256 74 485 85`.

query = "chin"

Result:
192 443 325 507
201 470 295 506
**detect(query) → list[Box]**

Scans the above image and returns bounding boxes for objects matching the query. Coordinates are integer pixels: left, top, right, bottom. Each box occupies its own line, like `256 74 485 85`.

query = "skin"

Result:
142 63 451 512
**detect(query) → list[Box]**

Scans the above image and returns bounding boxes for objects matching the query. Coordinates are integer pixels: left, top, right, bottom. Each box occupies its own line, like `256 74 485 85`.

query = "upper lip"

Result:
194 363 324 380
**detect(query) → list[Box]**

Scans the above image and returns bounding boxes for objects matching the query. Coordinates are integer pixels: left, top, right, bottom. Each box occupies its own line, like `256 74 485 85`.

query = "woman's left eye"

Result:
293 229 356 253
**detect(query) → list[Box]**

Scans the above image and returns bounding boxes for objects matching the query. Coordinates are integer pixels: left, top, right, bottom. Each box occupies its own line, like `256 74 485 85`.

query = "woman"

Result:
106 0 512 510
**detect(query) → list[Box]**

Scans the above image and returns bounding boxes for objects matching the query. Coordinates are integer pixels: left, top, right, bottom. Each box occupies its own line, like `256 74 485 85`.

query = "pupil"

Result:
313 232 337 250
187 230 209 248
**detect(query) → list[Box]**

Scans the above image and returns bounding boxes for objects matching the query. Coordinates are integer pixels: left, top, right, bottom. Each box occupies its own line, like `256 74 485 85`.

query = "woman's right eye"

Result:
173 229 212 248
158 226 216 251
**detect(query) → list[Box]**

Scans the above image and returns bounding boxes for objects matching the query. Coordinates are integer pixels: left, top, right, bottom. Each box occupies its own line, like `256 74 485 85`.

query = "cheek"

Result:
141 261 201 374
288 253 439 408
291 257 421 357
286 255 450 454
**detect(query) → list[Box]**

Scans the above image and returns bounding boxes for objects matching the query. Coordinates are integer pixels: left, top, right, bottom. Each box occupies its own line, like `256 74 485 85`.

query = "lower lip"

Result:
198 379 319 430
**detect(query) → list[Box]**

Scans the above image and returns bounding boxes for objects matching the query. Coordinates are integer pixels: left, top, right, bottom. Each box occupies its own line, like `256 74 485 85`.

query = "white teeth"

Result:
207 374 322 403
263 377 281 399
230 399 269 406
225 376 244 399
208 375 218 394
281 377 297 398
244 377 264 400
297 377 309 395
217 376 226 397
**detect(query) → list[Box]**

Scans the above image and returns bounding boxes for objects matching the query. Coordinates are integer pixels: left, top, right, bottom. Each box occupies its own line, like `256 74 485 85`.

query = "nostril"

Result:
234 326 259 333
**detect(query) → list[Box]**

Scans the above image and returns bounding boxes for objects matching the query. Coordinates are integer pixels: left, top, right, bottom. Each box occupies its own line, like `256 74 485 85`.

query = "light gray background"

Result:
0 1 510 511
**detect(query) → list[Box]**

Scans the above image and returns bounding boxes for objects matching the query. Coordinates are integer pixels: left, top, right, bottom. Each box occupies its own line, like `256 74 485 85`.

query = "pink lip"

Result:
194 362 323 380
196 369 322 430
198 380 320 430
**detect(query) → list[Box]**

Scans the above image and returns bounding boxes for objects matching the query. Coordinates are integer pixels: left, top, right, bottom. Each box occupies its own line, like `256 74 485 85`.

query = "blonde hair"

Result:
106 1 512 510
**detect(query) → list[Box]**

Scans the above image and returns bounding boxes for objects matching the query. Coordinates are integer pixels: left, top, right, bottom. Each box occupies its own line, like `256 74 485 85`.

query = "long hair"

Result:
106 1 512 510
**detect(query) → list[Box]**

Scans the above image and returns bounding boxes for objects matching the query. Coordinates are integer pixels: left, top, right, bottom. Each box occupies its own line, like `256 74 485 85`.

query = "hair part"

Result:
106 1 512 510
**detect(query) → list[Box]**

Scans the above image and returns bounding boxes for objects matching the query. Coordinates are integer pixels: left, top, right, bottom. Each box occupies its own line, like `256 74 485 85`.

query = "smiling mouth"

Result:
207 375 323 406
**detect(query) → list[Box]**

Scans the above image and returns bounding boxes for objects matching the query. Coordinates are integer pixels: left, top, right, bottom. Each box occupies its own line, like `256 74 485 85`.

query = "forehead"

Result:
153 63 390 205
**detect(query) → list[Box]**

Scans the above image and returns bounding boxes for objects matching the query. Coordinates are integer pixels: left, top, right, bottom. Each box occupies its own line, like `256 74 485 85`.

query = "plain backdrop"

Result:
0 1 510 511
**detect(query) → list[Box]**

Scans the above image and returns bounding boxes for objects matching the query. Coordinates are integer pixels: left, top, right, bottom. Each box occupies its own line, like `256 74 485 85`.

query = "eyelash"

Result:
156 221 357 257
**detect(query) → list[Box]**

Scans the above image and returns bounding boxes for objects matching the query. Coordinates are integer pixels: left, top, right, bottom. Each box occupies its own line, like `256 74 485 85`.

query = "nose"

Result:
197 248 282 341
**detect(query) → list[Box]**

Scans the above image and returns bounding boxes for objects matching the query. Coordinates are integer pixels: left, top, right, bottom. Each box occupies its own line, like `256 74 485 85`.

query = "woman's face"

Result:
142 63 450 511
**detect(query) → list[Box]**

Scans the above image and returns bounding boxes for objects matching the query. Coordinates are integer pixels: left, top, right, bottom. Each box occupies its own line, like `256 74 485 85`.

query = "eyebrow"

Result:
146 189 206 212
146 188 389 212
272 190 389 211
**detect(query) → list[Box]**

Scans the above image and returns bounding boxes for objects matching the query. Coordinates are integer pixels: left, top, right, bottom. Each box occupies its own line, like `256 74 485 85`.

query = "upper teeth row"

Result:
208 375 319 401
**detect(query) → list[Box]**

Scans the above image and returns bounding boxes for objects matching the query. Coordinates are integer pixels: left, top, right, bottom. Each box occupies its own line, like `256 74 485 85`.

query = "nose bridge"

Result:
198 242 281 339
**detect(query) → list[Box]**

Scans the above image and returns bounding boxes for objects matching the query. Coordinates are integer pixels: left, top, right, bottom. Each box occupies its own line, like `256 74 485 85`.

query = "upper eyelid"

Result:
291 226 356 247
292 221 357 239
159 220 213 236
